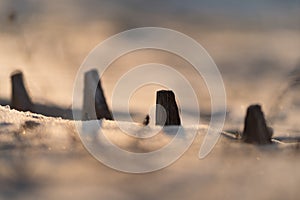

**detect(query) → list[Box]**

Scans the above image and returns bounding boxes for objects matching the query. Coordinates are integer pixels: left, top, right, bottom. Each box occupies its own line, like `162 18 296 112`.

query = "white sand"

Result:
0 106 299 200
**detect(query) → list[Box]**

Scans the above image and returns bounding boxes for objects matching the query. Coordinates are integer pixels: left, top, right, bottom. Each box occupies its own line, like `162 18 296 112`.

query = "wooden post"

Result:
155 90 181 126
242 104 273 144
143 114 150 126
11 71 33 112
82 69 113 120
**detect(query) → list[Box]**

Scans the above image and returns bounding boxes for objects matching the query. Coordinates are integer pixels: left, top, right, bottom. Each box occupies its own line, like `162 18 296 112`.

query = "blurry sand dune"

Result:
0 106 299 200
0 0 299 199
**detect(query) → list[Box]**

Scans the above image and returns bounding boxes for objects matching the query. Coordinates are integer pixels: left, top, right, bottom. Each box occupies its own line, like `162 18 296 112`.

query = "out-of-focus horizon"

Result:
0 0 299 129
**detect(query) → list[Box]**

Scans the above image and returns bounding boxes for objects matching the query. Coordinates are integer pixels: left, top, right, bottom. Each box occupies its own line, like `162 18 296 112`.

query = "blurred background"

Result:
0 0 299 130
0 1 300 199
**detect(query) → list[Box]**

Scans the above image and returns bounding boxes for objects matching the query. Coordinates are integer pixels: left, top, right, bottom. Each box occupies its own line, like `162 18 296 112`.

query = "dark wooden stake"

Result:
155 90 181 126
242 104 273 144
82 69 113 120
11 71 33 112
143 114 150 126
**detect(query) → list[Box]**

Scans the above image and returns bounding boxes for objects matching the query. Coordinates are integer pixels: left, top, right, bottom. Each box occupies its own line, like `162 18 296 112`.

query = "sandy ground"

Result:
0 0 300 199
0 106 299 200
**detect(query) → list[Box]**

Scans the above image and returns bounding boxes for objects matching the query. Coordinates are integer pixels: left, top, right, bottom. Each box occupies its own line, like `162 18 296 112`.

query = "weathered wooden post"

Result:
143 114 150 126
155 90 181 126
242 104 273 144
11 71 33 112
82 69 113 120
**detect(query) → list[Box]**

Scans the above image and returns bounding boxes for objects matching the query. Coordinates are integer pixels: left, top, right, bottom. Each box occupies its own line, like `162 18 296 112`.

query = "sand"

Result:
0 106 299 200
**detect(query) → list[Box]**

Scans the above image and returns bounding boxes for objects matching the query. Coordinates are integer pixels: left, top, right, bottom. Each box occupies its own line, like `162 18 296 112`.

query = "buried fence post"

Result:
155 90 181 126
82 69 113 120
242 104 273 144
11 71 33 112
